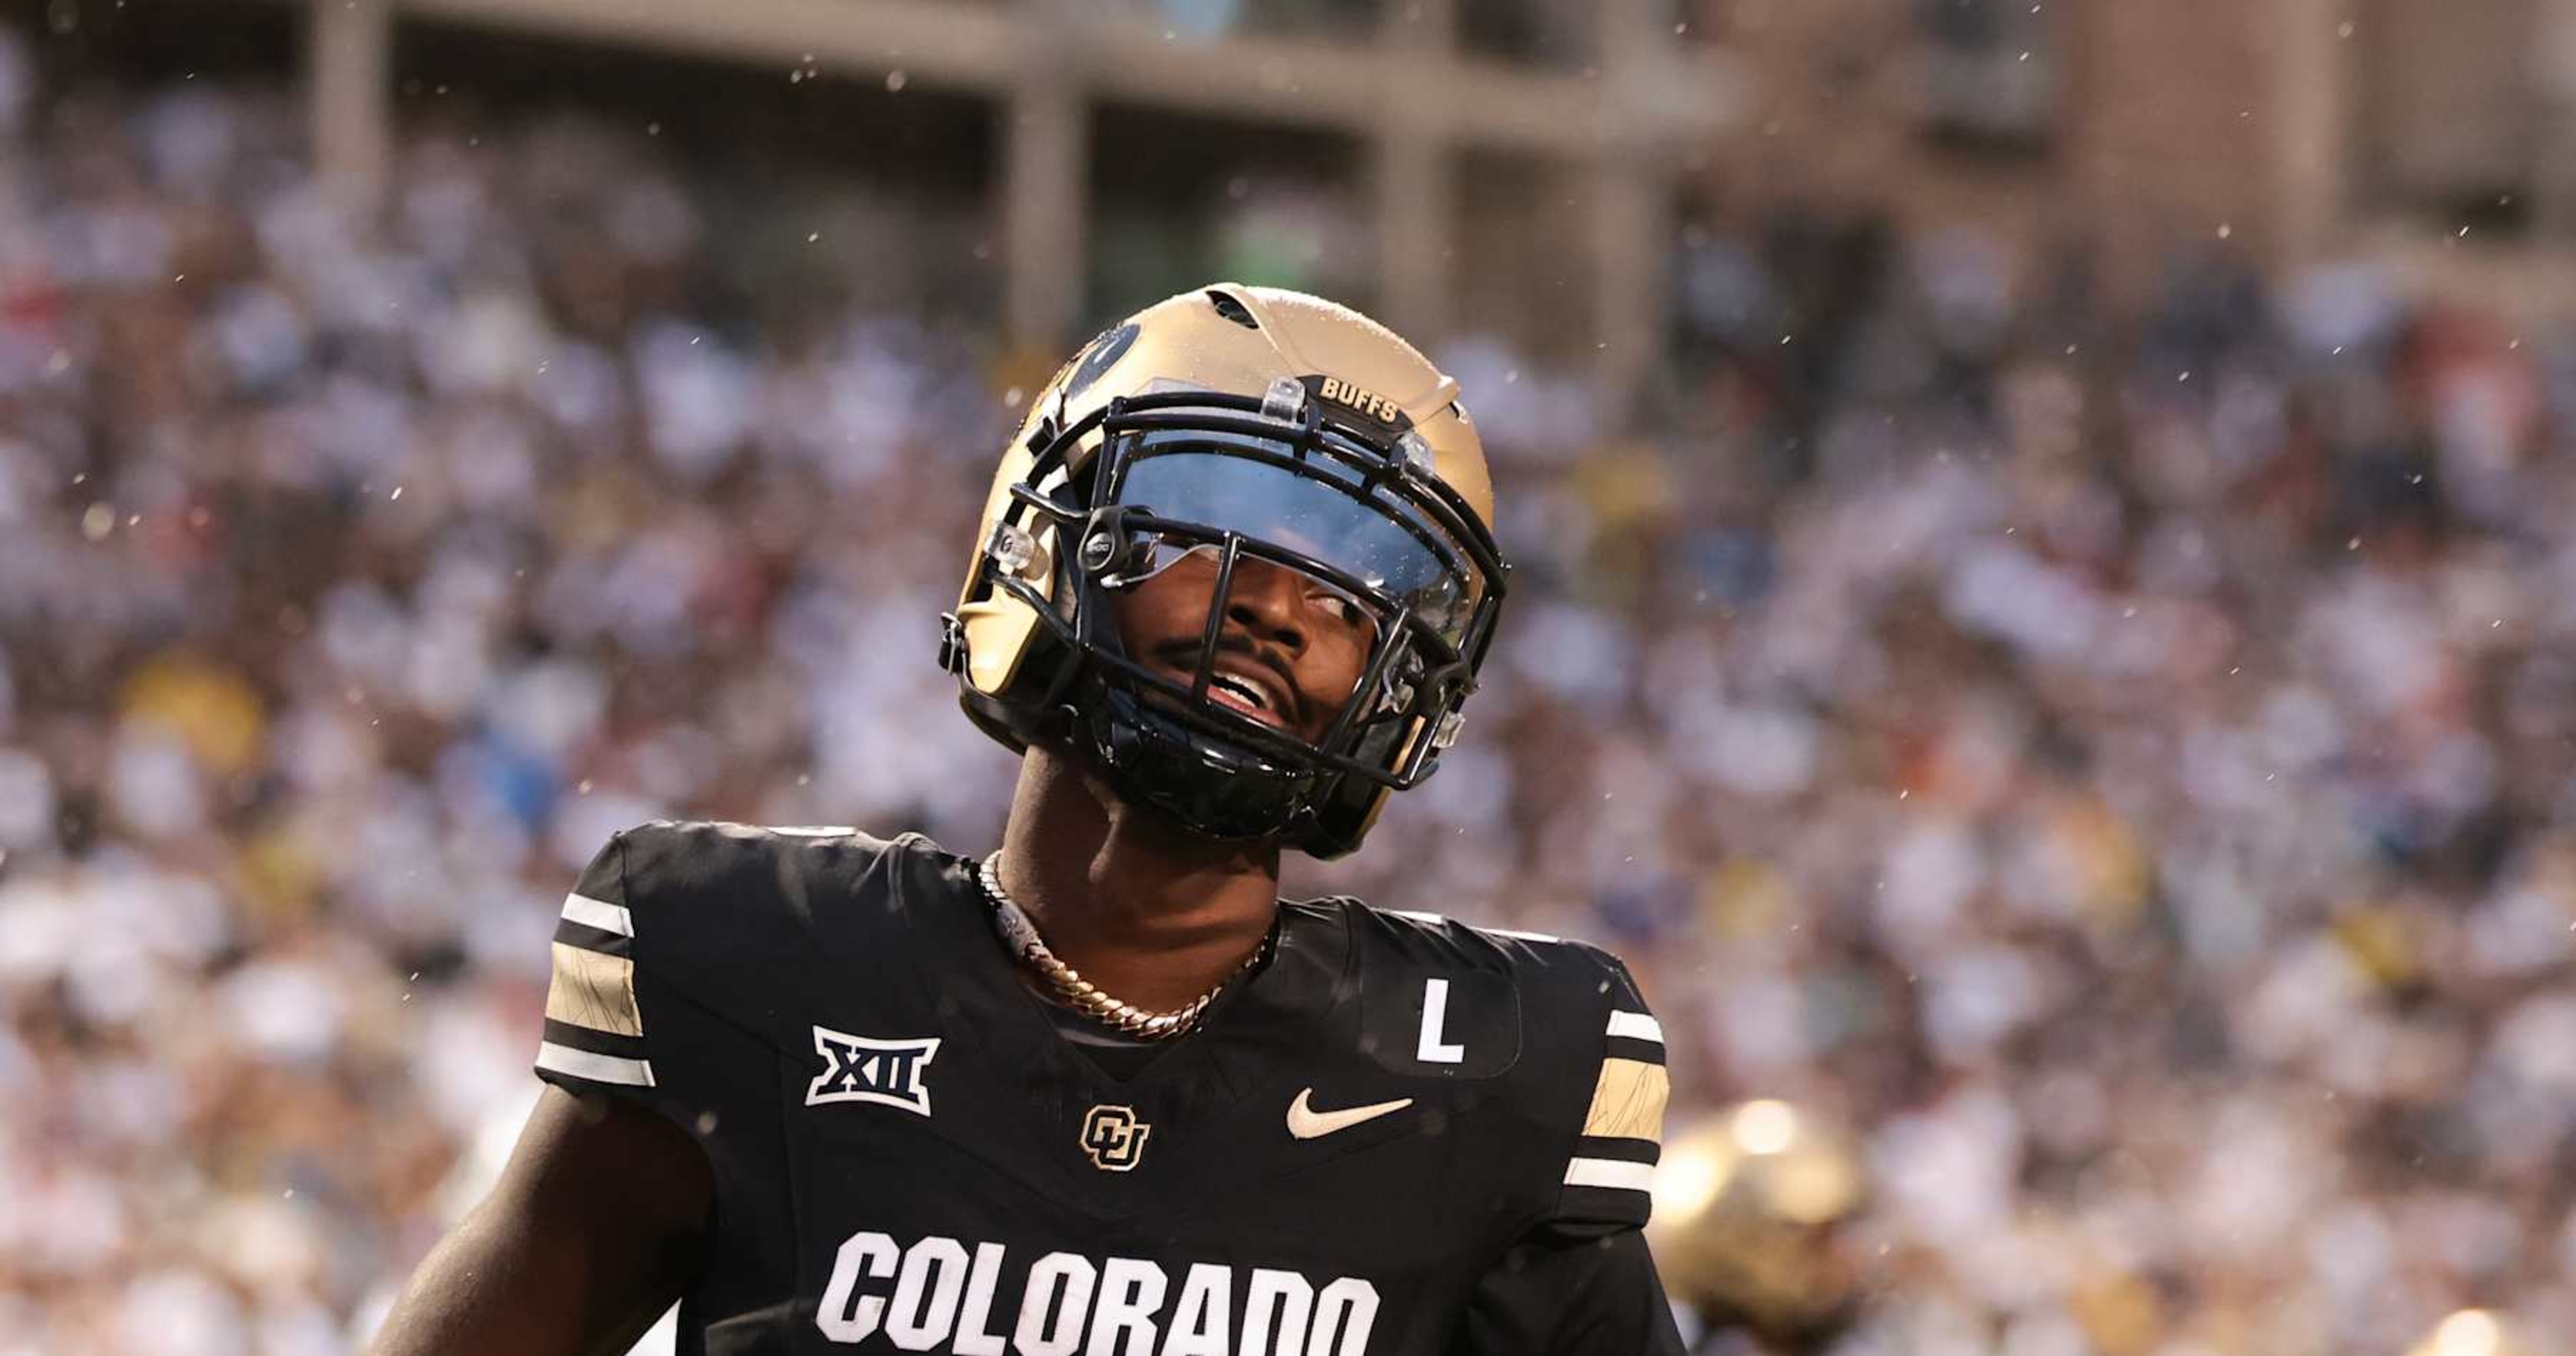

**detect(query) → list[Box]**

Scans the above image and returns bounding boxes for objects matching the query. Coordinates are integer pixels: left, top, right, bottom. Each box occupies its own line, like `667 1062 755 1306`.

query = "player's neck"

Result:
992 747 1284 1015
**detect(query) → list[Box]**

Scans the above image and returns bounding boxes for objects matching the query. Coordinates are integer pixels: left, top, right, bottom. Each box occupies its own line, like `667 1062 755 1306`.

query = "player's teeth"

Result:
1214 675 1267 710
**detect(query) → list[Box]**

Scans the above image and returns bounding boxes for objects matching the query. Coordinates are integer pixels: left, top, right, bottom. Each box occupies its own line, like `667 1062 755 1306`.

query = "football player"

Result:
369 285 1683 1355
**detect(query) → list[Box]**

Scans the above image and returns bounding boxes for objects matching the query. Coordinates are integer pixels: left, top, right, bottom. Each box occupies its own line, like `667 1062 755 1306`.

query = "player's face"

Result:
1109 547 1376 746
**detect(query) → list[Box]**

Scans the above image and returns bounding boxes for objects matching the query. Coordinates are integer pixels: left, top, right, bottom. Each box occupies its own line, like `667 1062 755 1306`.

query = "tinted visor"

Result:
1111 437 1487 647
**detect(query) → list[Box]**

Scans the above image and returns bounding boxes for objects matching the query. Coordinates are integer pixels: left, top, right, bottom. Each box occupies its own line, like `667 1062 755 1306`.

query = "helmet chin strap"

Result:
1080 683 1318 843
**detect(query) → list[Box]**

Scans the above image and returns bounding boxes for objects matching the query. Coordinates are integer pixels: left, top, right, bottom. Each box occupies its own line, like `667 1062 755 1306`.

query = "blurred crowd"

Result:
1 29 2573 1356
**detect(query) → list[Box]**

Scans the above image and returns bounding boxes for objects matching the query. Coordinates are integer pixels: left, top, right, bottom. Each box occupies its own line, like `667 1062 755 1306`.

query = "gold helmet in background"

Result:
1649 1099 1870 1350
943 284 1508 858
2405 1311 2561 1356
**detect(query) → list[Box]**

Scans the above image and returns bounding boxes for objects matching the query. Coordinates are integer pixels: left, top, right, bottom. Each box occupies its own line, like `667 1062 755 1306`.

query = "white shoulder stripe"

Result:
1563 1157 1656 1191
1384 909 1563 944
1489 925 1564 944
561 892 632 938
1607 1010 1663 1044
536 1041 656 1088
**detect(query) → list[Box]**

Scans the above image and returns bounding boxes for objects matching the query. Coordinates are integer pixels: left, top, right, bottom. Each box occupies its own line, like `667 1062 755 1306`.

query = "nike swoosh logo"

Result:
1287 1088 1415 1140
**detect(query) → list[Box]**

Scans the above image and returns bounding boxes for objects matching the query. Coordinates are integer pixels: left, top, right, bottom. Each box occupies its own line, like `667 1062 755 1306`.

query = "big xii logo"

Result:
807 1026 940 1117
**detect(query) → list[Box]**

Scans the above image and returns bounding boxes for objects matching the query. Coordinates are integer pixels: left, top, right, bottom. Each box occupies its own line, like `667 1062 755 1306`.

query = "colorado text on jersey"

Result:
818 1233 1376 1354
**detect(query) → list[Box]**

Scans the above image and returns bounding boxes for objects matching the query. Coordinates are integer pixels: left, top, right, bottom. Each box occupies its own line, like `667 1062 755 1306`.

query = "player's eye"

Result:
1306 585 1373 635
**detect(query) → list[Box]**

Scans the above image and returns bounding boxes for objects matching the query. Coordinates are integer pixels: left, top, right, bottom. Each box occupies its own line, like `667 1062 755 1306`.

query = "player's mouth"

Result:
1204 669 1288 729
1150 649 1300 735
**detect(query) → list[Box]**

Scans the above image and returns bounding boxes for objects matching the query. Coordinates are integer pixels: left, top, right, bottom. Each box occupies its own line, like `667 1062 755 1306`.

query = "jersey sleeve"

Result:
530 821 899 1134
1546 951 1671 1235
533 831 666 1098
531 825 785 1139
1448 1229 1687 1355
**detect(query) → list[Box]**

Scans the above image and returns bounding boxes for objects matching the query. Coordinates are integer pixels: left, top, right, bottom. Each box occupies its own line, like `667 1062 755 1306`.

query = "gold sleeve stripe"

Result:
1581 1056 1670 1142
546 942 643 1037
1606 1010 1662 1043
561 892 632 937
536 1041 656 1088
1563 1157 1655 1191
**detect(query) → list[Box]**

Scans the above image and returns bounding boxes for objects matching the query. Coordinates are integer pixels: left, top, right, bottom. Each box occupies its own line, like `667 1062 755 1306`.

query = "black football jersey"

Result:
534 822 1683 1355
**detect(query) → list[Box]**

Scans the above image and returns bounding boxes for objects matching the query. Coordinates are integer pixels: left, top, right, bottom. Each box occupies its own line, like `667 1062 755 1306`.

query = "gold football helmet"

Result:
1648 1100 1870 1349
943 284 1507 858
2406 1311 2559 1356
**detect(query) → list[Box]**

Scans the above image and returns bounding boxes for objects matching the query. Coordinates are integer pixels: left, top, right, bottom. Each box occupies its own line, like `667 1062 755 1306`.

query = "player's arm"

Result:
377 829 721 1355
1449 1227 1687 1355
367 1084 712 1356
1453 943 1683 1353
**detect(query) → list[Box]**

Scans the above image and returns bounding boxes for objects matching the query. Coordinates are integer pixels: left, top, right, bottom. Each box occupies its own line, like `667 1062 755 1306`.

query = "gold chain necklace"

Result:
976 854 1258 1040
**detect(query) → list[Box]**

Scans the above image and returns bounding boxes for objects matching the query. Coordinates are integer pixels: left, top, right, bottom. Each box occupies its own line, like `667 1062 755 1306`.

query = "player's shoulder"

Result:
540 821 973 1109
1338 900 1668 1230
1344 900 1651 1022
609 818 915 904
564 820 940 1010
1336 900 1662 1079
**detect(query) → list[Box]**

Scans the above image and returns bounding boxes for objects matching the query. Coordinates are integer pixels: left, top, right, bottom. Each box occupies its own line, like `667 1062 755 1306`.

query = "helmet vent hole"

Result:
1205 290 1262 330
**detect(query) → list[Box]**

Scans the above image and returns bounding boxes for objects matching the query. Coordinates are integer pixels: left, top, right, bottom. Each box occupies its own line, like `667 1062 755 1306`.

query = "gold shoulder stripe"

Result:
546 942 643 1037
1582 1056 1670 1142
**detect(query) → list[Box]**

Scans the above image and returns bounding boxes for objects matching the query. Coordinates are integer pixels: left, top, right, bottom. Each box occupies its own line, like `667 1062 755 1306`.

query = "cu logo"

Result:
1080 1104 1151 1172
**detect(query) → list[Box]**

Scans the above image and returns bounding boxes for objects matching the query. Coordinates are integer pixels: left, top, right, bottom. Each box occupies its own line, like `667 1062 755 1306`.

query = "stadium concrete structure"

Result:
1714 0 2576 318
296 0 1742 421
276 0 2576 401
